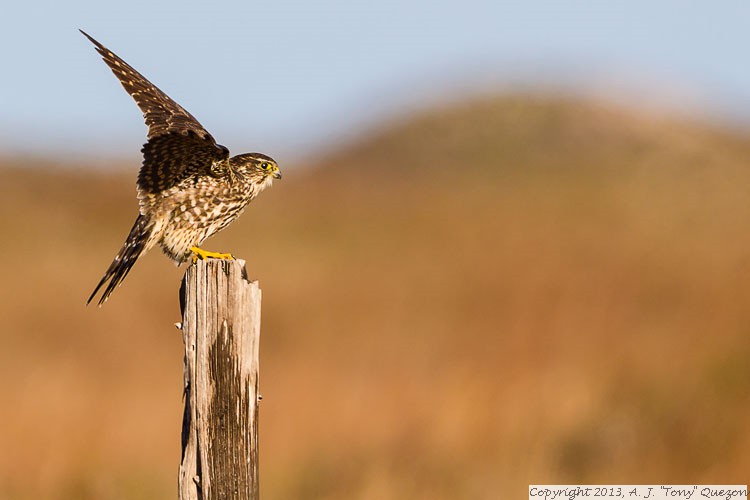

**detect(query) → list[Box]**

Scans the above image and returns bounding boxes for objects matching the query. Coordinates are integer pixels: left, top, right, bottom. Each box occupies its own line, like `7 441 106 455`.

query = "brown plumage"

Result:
82 30 281 306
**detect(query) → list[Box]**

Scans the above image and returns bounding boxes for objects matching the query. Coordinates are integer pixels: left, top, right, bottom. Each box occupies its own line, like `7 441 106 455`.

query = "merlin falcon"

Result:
82 30 281 306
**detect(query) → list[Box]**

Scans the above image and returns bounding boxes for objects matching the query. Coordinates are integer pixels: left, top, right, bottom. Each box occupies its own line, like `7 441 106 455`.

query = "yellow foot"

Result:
190 246 235 263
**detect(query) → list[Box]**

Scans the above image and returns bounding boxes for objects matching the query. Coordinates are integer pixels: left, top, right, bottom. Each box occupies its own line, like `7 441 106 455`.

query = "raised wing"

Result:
80 30 215 141
81 30 231 207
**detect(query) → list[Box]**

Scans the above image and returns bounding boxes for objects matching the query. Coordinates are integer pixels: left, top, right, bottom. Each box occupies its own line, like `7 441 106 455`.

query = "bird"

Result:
82 30 281 306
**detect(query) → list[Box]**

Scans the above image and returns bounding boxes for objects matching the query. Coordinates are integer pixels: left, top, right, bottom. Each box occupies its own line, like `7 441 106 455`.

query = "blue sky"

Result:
2 1 750 163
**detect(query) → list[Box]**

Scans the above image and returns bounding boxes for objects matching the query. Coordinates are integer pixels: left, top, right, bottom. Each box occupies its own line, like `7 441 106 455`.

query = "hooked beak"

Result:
272 169 282 179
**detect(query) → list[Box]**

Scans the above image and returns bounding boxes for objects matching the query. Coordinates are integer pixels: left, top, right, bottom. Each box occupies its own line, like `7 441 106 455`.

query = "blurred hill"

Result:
2 95 750 499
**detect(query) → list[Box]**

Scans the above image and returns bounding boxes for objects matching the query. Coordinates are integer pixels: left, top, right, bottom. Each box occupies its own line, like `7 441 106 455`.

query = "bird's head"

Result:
232 153 282 184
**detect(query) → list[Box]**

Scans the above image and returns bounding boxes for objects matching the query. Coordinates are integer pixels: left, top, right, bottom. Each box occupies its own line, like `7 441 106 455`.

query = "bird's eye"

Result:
261 162 270 170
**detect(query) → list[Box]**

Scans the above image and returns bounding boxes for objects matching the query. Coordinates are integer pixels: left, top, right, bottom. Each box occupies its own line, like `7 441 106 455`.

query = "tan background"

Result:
1 96 749 498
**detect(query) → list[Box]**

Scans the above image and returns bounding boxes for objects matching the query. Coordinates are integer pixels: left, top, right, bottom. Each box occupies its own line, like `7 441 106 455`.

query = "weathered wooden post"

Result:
178 259 261 500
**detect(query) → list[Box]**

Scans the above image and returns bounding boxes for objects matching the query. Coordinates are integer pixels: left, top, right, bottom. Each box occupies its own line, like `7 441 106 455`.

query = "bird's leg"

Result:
190 246 235 262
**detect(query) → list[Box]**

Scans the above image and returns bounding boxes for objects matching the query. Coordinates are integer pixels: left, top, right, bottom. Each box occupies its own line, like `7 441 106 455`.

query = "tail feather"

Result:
88 215 153 306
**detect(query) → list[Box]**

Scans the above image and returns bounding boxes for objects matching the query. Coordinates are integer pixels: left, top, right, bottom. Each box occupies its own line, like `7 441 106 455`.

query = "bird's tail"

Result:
88 215 153 306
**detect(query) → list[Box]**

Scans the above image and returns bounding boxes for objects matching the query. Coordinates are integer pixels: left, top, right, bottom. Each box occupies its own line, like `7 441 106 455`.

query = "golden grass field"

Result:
1 95 750 498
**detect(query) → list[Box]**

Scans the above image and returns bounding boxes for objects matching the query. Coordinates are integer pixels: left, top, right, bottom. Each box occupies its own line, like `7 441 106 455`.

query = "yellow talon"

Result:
190 246 235 262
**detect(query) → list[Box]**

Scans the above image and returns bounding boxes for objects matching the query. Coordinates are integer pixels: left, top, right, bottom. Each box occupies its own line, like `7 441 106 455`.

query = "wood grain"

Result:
178 259 261 500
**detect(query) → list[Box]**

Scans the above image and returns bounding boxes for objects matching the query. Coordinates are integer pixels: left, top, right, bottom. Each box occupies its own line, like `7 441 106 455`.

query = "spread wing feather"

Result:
80 30 214 141
81 30 230 203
